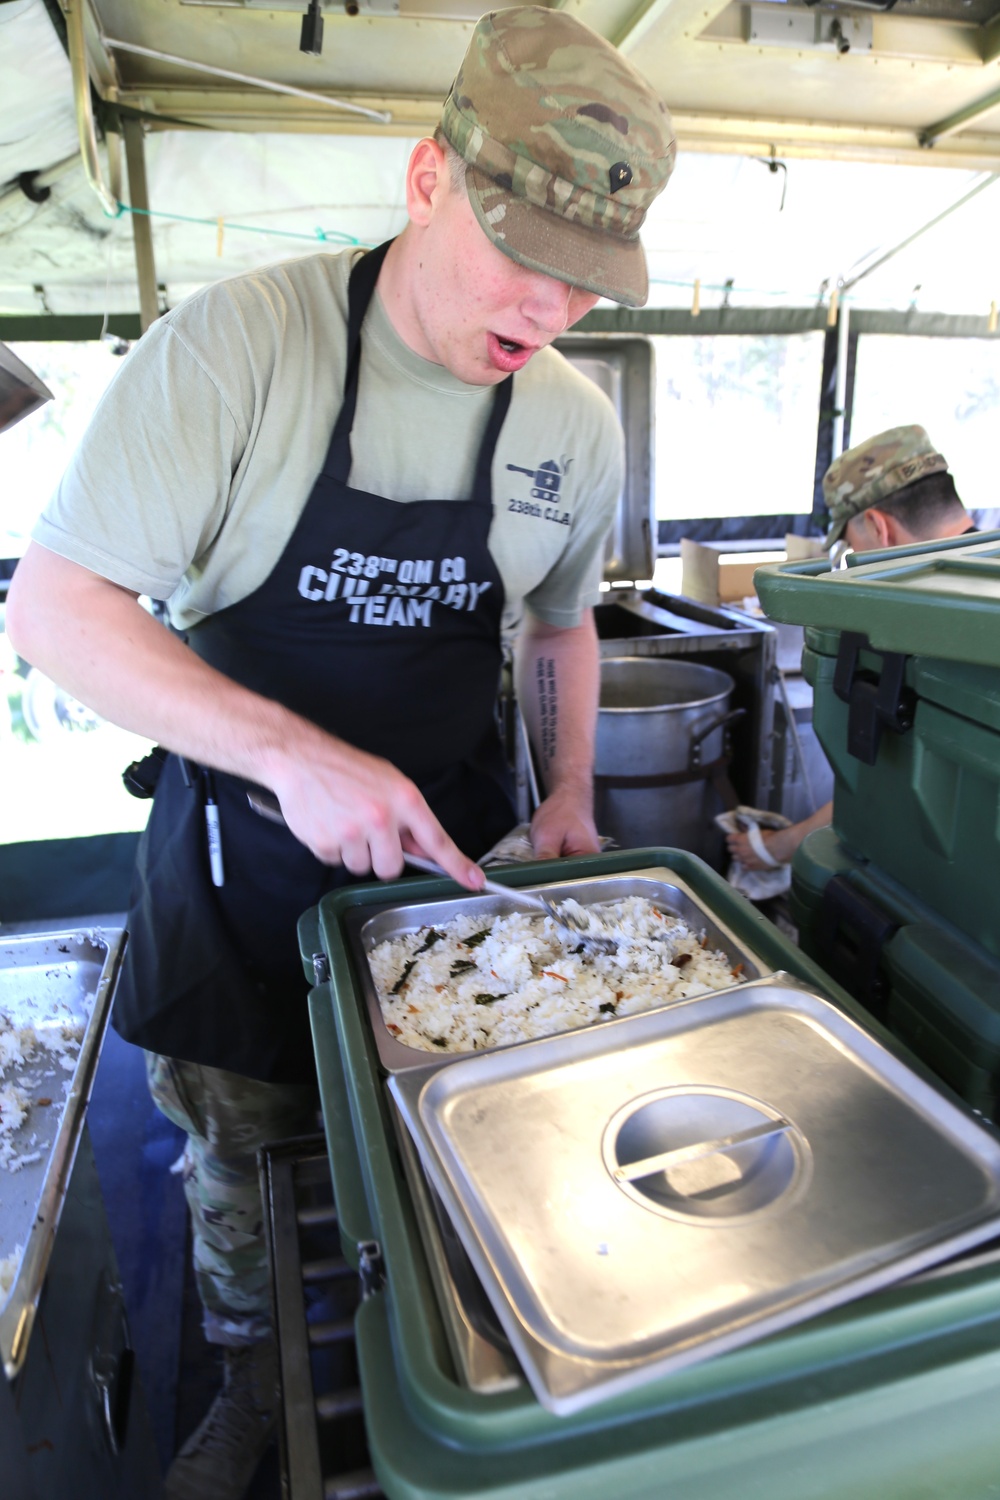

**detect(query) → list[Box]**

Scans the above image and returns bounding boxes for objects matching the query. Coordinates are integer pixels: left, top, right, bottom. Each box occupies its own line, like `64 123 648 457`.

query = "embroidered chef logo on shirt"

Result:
297 549 490 627
505 456 573 526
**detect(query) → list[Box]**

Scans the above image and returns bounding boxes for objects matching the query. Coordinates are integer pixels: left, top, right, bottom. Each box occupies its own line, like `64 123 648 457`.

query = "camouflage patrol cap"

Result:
822 425 949 546
439 7 676 308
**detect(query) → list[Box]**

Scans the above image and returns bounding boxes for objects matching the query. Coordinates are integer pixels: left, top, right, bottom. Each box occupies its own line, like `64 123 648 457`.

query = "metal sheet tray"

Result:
389 973 1000 1416
343 869 770 1074
0 928 125 1378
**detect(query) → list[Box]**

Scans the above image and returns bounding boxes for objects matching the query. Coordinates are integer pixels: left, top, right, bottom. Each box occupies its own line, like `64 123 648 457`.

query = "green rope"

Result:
118 200 363 247
115 201 852 300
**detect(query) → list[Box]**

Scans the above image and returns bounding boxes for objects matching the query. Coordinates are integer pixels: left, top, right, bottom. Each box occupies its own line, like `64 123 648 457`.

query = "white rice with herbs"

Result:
368 896 747 1055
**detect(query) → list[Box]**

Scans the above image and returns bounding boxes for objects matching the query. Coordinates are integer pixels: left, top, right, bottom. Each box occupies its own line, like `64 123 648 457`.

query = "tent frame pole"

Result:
122 118 159 334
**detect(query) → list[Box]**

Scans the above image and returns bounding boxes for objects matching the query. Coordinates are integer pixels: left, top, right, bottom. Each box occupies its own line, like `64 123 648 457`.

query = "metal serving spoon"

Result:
401 854 618 956
245 788 617 956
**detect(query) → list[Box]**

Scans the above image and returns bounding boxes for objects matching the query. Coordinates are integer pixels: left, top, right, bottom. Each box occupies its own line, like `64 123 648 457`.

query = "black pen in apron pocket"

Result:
203 769 225 887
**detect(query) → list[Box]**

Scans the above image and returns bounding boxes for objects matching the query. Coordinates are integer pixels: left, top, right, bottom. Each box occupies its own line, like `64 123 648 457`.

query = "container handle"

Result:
690 707 746 768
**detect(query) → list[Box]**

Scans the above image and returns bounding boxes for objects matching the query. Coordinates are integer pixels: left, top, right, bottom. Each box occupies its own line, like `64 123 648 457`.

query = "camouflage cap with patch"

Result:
822 424 949 546
439 6 676 308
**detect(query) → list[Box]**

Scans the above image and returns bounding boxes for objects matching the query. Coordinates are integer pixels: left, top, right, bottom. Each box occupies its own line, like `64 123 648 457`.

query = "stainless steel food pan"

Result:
343 869 770 1073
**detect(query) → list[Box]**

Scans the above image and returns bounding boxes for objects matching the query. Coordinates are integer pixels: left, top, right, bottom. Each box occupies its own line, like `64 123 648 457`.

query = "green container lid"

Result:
755 533 1000 668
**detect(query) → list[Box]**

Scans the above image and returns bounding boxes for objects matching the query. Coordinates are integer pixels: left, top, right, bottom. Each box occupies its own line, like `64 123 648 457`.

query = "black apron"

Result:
114 240 516 1082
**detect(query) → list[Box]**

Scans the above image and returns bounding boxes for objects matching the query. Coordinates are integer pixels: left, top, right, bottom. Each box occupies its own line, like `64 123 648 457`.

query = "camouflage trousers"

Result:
146 1052 317 1346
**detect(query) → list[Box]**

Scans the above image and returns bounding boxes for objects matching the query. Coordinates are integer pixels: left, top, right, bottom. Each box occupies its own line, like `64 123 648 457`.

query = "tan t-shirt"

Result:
35 250 623 637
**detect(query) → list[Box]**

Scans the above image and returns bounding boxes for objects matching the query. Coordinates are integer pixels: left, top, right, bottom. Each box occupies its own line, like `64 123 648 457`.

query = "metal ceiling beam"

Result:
122 118 160 333
982 12 1000 65
103 35 392 124
59 0 119 94
113 87 442 135
110 85 1000 165
614 0 734 54
838 171 1000 290
64 0 121 216
672 111 1000 168
920 84 1000 147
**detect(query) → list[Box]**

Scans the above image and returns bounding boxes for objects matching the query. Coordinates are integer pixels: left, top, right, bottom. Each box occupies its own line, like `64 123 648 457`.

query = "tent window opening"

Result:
651 332 827 547
2 341 153 847
850 335 1000 531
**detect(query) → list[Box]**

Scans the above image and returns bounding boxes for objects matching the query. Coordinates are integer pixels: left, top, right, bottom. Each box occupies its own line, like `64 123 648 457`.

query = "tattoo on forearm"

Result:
535 657 558 773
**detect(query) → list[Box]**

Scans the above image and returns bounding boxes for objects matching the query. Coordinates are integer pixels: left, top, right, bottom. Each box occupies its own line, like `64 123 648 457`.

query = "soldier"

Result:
727 424 975 874
822 423 974 553
5 10 676 1497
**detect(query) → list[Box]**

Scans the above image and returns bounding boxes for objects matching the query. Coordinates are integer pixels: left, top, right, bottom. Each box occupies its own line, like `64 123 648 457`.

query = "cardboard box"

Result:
680 536 825 608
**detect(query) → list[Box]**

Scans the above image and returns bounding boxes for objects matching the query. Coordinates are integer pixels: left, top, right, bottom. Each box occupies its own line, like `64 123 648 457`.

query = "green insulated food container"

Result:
755 534 1000 959
791 826 1000 1121
299 848 1000 1500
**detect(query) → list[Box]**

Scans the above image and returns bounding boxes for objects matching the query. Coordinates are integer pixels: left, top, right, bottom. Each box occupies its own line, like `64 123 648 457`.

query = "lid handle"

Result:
614 1116 792 1184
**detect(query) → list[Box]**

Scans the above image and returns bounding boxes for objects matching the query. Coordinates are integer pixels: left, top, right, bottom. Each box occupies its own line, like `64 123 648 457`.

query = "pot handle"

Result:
689 706 746 769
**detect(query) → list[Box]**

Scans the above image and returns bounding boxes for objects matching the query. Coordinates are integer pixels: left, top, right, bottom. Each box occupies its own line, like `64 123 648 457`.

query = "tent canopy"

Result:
1 0 1000 319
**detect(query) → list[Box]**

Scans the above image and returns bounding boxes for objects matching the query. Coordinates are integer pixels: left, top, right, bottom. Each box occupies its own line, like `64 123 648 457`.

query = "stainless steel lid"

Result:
390 974 1000 1415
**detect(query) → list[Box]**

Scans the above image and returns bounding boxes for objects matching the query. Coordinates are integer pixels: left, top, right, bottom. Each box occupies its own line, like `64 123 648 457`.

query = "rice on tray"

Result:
1 991 86 1307
369 895 747 1055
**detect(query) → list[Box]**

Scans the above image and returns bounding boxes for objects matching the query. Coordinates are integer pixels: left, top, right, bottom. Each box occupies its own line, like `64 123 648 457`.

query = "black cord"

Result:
754 155 788 212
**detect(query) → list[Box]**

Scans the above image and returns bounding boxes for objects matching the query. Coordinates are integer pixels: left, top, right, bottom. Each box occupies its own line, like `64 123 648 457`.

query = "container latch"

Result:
833 631 915 766
816 874 898 1014
357 1239 386 1299
312 951 331 986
